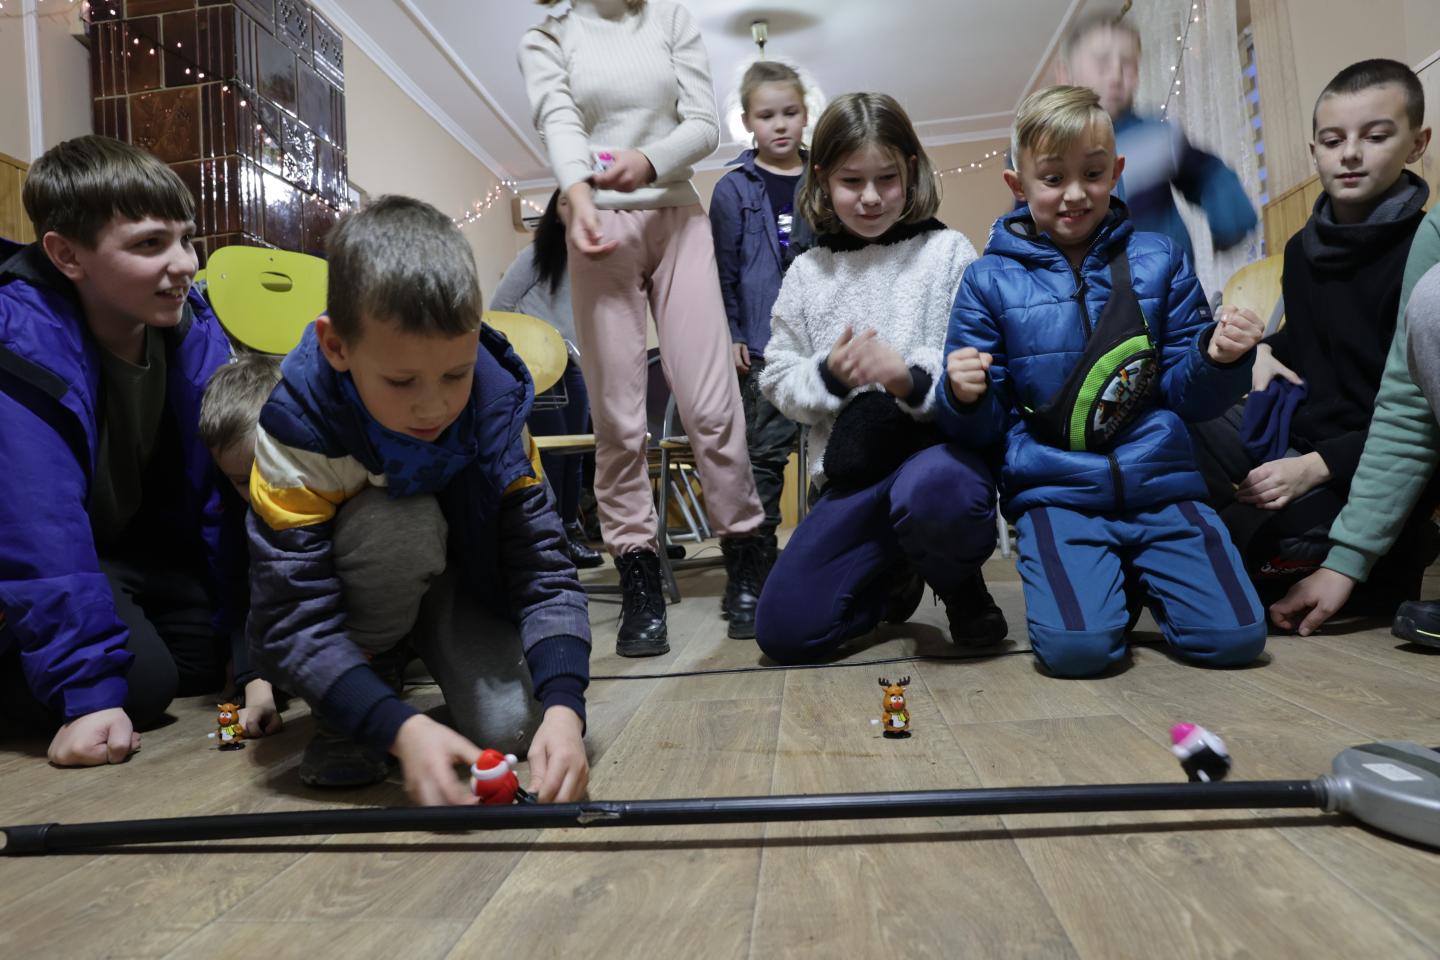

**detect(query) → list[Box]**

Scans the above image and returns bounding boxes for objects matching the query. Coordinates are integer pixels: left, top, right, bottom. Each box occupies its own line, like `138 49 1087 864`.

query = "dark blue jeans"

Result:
527 359 591 526
754 443 997 663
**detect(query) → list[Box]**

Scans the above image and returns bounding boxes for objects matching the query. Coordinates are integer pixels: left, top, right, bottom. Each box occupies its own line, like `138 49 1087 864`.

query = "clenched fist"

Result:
1207 305 1265 365
946 347 992 405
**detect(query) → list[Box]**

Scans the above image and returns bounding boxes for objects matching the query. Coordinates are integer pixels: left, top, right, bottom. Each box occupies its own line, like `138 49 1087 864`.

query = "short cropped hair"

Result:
23 135 195 248
199 352 283 453
1061 10 1141 63
1011 85 1114 171
1314 58 1425 132
324 195 484 342
740 60 806 114
797 92 940 236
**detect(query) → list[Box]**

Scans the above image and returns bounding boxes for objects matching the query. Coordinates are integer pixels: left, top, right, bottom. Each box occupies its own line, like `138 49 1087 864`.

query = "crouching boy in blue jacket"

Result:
935 87 1268 678
248 196 591 805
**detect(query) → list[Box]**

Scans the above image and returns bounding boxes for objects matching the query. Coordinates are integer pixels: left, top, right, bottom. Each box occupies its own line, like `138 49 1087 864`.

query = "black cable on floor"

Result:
588 646 1037 681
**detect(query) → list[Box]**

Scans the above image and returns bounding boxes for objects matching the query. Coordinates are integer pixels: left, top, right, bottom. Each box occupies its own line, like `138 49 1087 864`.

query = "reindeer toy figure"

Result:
877 677 912 739
215 703 245 751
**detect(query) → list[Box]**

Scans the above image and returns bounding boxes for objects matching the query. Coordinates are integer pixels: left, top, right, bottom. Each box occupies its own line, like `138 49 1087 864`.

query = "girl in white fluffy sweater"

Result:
756 93 1007 663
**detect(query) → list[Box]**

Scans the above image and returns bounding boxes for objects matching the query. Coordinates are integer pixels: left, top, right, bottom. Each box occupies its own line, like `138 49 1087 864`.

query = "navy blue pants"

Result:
527 359 590 525
1015 502 1266 678
755 443 997 664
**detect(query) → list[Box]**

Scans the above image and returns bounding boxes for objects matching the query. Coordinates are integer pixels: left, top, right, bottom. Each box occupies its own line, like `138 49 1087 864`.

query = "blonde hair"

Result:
1010 85 1113 171
797 93 940 236
739 60 806 114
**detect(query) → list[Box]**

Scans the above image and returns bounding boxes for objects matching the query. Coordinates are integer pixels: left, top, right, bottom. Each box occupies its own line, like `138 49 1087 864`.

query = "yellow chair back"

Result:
207 246 328 355
485 311 567 395
1222 255 1284 335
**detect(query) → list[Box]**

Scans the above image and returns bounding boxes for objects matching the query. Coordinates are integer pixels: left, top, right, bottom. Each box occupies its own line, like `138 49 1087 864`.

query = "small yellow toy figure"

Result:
215 703 246 751
878 677 911 739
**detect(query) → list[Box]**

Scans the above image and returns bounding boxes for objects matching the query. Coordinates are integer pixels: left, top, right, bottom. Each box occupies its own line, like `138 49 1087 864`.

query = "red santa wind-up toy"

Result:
470 749 521 804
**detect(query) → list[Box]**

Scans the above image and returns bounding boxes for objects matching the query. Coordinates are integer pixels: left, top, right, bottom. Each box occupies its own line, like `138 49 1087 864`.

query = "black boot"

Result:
616 550 669 657
563 522 605 569
940 572 1009 647
1392 600 1440 648
883 565 926 624
721 535 766 639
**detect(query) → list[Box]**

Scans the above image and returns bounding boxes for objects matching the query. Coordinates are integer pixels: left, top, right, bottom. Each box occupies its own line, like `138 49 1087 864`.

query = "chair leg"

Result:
677 464 712 539
795 430 810 521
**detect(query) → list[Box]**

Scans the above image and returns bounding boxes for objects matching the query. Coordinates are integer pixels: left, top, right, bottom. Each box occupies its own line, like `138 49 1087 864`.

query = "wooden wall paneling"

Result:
0 152 33 244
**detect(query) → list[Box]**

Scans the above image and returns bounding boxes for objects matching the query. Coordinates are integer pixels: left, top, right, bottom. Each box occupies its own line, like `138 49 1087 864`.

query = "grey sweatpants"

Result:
1407 263 1440 424
332 487 541 754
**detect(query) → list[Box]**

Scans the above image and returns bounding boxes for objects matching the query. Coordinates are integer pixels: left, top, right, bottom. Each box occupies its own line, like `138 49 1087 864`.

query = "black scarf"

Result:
1301 170 1429 270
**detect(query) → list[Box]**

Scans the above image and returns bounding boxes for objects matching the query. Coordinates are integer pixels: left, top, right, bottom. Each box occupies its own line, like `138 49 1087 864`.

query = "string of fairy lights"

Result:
454 180 547 229
1161 2 1203 122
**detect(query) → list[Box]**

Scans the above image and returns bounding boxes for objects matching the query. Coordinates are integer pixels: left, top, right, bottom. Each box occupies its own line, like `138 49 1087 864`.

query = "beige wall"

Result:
342 41 523 296
1254 0 1440 196
0 16 28 162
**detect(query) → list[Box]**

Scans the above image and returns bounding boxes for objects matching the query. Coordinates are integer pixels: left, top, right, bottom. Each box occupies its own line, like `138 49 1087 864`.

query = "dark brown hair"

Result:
23 135 195 247
797 93 940 236
1314 58 1425 132
325 195 483 342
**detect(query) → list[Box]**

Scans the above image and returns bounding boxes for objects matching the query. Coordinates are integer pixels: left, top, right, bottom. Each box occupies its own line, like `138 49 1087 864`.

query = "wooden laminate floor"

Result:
2 550 1438 959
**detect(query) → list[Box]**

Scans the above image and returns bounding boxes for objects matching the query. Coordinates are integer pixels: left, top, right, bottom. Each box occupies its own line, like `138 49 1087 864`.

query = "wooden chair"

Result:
488 315 681 603
1221 254 1285 337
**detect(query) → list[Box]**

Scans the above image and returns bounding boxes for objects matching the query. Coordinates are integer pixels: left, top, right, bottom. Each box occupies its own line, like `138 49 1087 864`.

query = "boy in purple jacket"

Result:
0 136 245 766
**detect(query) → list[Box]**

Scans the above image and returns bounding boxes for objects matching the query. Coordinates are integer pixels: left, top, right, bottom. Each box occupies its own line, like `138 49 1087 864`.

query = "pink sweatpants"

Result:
569 204 763 554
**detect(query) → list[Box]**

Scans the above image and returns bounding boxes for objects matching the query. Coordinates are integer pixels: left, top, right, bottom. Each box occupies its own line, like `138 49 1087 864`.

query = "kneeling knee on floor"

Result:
1169 623 1267 668
1031 625 1126 678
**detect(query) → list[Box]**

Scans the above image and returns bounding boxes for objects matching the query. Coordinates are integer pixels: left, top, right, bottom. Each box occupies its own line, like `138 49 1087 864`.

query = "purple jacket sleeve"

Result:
0 380 130 719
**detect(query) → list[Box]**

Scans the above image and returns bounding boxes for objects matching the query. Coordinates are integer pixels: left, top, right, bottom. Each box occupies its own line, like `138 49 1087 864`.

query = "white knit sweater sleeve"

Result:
519 19 594 195
759 260 844 425
896 230 979 419
639 3 720 181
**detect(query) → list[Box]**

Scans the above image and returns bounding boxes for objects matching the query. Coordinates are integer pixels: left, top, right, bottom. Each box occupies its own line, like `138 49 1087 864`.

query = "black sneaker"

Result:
616 549 669 657
941 573 1009 647
1392 600 1440 648
882 566 926 624
299 711 390 788
563 522 605 569
721 535 766 639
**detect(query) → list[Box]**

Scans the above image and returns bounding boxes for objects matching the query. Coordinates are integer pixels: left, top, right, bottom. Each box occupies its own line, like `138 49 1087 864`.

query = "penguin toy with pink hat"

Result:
470 749 521 805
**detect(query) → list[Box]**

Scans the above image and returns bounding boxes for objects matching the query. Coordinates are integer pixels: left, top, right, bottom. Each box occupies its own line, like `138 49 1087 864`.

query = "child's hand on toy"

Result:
1249 342 1303 393
1208 305 1265 364
946 347 992 405
391 714 481 806
733 342 752 375
1235 452 1330 510
564 184 618 257
590 149 655 194
527 705 588 803
47 707 140 767
239 678 283 737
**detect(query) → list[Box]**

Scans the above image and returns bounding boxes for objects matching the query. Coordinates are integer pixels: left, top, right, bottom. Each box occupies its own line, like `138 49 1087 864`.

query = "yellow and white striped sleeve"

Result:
248 425 372 531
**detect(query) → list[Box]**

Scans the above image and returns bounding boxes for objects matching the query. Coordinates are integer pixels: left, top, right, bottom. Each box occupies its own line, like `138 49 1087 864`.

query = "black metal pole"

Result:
2 779 1322 856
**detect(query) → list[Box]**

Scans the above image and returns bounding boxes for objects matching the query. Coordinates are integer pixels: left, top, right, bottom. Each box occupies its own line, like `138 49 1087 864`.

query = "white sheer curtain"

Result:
1127 0 1263 298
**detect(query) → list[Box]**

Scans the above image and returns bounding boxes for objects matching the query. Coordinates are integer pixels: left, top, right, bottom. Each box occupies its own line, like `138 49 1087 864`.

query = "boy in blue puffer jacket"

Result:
935 87 1268 678
248 196 590 806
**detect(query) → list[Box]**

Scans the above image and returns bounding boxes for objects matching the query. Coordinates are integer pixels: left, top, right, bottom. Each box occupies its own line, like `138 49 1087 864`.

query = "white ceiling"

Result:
311 0 1106 185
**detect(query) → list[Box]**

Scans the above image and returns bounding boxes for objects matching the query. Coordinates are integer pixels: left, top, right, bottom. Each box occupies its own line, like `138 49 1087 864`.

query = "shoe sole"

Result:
616 637 670 657
952 616 1010 647
727 621 756 640
1391 615 1440 648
